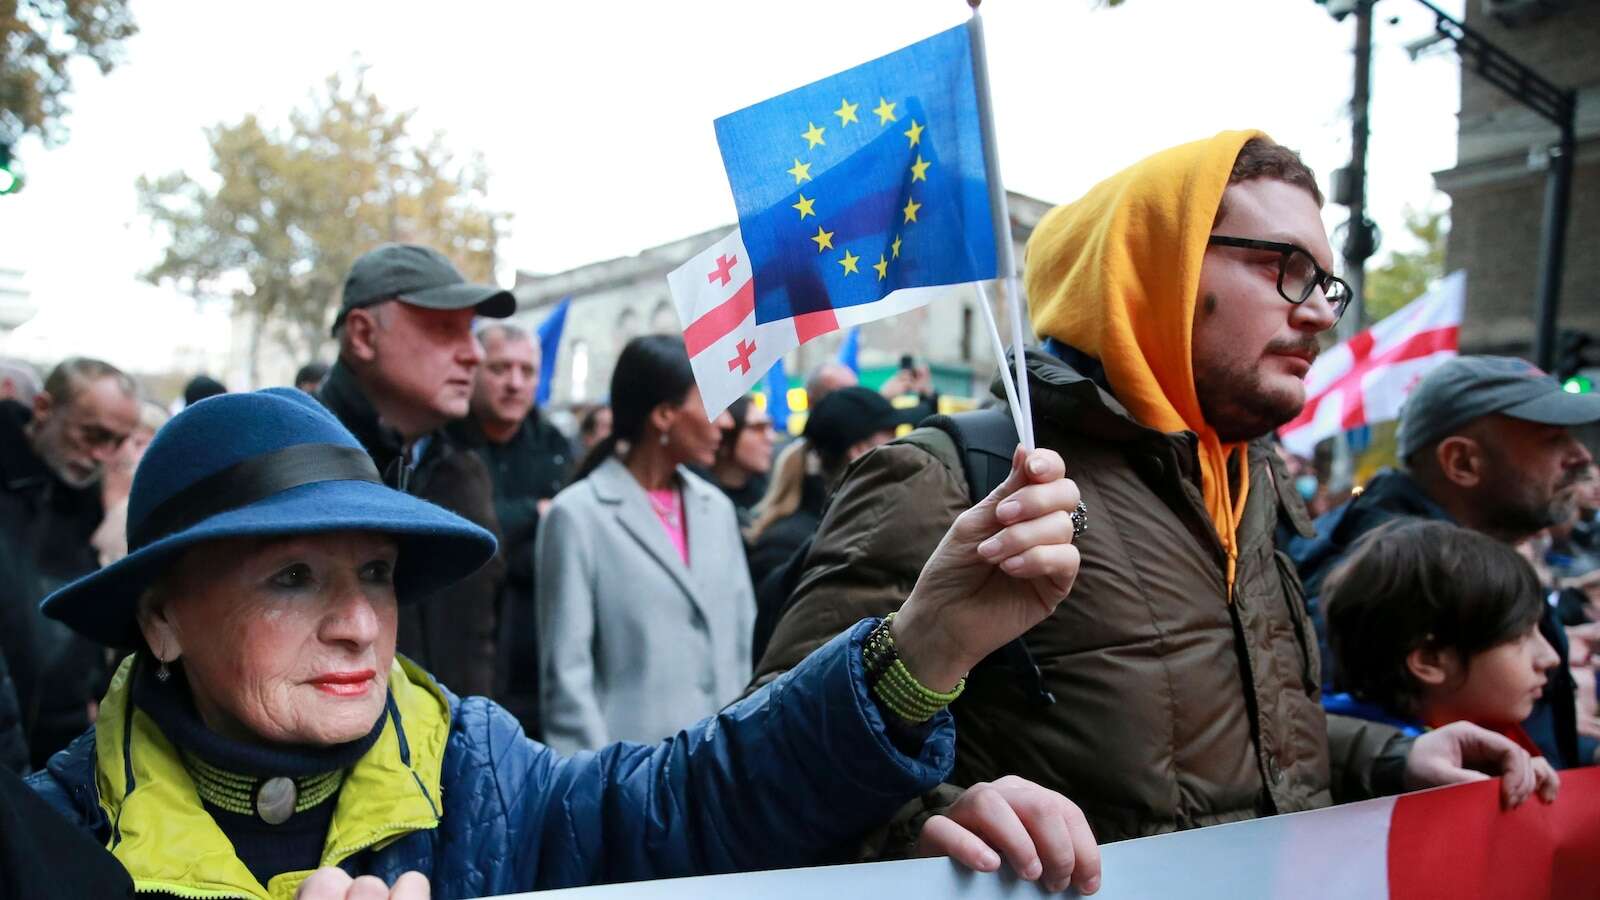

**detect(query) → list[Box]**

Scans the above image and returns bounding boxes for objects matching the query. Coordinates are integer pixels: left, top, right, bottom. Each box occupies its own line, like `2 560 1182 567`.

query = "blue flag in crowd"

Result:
713 23 997 331
765 355 790 433
836 327 861 374
535 296 571 408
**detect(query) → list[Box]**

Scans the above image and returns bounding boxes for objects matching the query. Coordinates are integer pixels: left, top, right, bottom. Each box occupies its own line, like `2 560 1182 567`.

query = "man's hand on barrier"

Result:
1403 720 1555 809
295 869 429 900
916 775 1101 895
893 447 1081 691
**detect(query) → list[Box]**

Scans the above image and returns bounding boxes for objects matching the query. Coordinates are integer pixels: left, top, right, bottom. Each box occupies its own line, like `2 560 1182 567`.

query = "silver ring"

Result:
1070 501 1088 538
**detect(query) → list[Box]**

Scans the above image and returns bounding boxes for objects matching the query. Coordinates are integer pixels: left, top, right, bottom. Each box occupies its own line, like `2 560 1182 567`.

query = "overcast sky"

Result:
0 0 1468 371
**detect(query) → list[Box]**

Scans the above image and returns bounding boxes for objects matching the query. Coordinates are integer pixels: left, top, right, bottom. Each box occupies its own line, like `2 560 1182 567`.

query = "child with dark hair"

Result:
1323 518 1562 801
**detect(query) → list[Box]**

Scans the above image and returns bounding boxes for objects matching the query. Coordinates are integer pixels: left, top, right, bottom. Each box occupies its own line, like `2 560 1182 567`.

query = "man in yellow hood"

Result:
751 131 1539 842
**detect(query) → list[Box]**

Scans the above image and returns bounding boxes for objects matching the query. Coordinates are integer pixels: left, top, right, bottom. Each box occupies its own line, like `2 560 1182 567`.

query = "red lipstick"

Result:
310 670 376 697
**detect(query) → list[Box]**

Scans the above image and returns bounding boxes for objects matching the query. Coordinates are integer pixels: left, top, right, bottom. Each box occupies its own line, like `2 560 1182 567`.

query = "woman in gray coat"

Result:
537 335 755 752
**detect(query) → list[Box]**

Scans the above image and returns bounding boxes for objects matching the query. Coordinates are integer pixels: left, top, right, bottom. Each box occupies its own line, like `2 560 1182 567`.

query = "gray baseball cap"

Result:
332 244 515 335
1397 355 1600 460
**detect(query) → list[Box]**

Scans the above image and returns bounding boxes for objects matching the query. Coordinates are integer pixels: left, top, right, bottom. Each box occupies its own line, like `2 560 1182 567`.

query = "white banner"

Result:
491 769 1600 899
509 799 1397 899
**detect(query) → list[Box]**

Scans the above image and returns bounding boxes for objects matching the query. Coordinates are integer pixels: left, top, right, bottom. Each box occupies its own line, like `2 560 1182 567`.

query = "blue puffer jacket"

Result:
28 620 954 899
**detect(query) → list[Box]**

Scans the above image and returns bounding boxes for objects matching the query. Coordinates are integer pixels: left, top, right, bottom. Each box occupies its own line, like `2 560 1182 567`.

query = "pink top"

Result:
646 487 689 565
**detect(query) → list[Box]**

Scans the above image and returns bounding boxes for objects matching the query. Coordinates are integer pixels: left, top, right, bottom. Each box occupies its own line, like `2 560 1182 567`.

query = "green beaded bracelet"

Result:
863 613 965 724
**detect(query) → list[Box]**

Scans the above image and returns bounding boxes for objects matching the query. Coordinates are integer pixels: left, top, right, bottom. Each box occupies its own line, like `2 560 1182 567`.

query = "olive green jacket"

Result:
753 350 1409 843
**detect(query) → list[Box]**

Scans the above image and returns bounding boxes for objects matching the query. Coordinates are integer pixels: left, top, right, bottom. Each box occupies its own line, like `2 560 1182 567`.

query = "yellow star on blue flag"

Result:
713 25 997 328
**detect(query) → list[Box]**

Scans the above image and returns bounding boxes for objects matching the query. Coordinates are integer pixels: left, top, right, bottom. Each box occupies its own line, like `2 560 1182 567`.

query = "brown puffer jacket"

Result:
753 350 1410 842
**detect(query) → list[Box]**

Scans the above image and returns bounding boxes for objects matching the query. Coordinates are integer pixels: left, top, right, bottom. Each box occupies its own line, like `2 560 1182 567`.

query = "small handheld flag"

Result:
713 24 997 340
671 23 1016 422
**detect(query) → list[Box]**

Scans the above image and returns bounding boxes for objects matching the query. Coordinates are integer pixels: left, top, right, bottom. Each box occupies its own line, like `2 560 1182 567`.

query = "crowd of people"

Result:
1 129 1596 900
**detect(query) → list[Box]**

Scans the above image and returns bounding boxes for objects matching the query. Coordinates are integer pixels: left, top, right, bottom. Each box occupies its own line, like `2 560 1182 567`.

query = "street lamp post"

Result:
1401 0 1576 370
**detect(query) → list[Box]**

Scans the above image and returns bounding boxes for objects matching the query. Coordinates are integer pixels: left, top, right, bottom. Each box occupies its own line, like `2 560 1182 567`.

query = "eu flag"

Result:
714 24 997 332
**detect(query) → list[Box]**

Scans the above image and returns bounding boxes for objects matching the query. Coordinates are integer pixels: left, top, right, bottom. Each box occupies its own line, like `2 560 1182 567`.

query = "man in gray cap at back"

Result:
1291 354 1600 766
319 244 515 698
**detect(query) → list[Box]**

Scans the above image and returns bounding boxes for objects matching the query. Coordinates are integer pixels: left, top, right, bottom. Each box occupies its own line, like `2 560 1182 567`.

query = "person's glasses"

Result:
1207 236 1352 322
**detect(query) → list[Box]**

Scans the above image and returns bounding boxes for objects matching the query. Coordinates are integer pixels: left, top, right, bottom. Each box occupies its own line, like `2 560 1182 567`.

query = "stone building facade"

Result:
511 191 1054 409
1435 0 1600 356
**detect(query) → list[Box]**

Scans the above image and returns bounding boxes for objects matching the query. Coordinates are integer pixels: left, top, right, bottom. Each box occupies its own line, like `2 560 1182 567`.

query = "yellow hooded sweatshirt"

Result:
1025 129 1265 593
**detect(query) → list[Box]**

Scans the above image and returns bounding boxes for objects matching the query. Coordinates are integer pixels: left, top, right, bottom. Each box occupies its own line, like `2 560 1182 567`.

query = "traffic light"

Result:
0 143 20 195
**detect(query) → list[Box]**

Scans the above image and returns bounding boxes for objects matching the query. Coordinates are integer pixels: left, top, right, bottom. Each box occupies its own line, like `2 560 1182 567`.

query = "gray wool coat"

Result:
535 457 755 753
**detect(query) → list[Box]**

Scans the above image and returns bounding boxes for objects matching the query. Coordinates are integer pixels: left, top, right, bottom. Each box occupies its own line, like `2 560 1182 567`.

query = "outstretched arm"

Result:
526 448 1094 890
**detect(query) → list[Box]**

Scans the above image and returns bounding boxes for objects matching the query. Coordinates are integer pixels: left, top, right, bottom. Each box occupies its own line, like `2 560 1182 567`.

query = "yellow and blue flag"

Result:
714 23 996 339
670 23 997 420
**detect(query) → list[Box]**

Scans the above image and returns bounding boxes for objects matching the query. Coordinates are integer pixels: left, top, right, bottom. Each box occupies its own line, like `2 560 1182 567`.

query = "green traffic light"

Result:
0 143 17 195
1563 375 1594 394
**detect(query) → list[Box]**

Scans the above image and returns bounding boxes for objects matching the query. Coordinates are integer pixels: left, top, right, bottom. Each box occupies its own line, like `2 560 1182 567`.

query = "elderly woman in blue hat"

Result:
24 388 1101 900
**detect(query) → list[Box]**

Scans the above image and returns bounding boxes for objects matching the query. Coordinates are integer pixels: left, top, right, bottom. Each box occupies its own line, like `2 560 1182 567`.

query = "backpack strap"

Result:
919 407 1019 502
895 406 1055 706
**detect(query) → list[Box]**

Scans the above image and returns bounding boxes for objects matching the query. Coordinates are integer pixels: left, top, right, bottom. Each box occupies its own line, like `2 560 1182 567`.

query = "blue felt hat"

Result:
42 388 498 648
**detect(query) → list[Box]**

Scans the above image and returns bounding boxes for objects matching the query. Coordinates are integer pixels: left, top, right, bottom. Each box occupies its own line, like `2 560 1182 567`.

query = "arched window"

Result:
650 299 678 333
617 308 640 341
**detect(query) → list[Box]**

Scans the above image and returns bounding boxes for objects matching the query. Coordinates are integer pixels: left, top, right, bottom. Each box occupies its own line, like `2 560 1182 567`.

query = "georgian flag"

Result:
667 229 955 420
1279 271 1466 457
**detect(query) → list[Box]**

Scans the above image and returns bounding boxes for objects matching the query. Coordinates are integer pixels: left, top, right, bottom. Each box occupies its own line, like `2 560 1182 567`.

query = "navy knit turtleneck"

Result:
132 656 387 887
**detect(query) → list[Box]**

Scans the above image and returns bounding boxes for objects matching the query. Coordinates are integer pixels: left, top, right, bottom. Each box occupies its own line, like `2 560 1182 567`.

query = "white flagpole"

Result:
975 282 1024 423
966 2 1035 451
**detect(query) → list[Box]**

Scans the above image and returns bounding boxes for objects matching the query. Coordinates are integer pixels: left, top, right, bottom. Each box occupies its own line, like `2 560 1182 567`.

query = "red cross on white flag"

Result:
1278 271 1466 457
666 230 803 420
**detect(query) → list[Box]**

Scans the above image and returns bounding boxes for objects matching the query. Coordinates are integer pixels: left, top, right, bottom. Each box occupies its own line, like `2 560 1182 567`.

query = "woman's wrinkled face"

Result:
139 531 400 747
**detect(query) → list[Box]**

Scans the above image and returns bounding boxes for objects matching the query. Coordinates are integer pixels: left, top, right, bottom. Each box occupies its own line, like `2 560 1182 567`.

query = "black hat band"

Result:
128 444 381 552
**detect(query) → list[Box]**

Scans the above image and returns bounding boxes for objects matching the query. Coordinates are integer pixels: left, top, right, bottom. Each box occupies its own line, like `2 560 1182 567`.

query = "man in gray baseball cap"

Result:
1397 355 1600 465
317 244 514 698
331 243 515 335
1292 354 1600 767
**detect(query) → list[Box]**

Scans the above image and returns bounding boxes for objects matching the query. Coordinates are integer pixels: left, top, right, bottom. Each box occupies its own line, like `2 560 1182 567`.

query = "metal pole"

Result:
1533 133 1573 371
1407 0 1577 371
1331 0 1374 492
1343 0 1373 329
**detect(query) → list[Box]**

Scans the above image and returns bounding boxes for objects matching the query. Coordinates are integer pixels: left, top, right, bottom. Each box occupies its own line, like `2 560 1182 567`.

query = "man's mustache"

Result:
1264 336 1321 364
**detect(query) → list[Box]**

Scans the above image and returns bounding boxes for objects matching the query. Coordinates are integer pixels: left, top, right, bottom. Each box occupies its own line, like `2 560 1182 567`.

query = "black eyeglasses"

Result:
1207 236 1352 322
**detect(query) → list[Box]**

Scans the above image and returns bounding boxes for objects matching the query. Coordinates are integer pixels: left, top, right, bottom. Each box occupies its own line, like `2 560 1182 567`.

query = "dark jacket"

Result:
2 763 132 899
448 409 573 733
711 472 769 529
318 364 507 697
754 350 1409 843
28 622 952 899
749 473 828 663
1289 468 1595 768
0 649 25 777
0 401 108 769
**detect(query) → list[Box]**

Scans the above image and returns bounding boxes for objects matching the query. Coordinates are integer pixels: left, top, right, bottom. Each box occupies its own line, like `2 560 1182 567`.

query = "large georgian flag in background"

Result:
669 23 999 420
1279 270 1466 457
